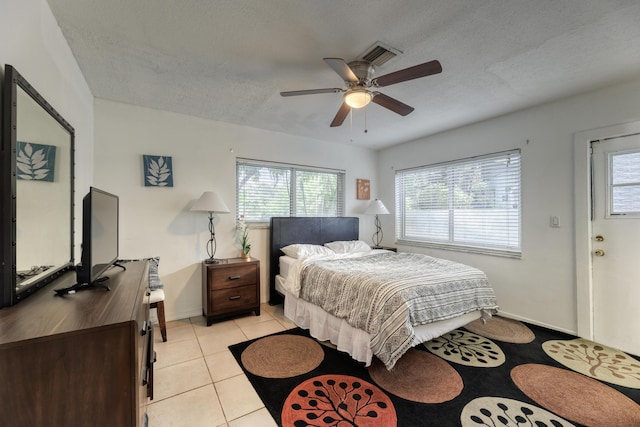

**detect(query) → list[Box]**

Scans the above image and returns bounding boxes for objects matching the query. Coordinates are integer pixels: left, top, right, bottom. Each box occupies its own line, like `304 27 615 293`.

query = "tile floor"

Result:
147 303 296 427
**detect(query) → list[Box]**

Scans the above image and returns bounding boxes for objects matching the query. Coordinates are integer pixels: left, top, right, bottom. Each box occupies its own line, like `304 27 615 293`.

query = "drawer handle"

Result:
229 295 241 300
228 275 241 280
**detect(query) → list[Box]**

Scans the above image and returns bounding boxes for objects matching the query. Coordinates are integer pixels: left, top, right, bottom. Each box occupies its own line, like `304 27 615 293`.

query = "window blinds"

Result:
395 150 521 256
610 150 640 215
236 159 345 223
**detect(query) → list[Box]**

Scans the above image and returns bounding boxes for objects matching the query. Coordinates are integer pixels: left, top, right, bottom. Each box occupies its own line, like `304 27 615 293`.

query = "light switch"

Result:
550 216 560 228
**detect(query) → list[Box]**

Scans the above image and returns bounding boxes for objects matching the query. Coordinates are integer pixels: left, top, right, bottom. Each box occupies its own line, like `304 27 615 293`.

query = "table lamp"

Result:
365 198 390 249
191 191 230 263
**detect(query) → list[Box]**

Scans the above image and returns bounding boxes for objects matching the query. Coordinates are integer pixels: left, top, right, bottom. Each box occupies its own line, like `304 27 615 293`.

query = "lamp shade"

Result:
191 191 230 213
344 89 372 109
365 198 390 215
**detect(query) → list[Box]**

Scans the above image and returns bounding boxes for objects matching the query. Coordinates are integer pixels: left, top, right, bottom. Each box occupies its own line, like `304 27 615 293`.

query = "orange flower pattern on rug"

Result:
281 374 397 427
543 338 640 389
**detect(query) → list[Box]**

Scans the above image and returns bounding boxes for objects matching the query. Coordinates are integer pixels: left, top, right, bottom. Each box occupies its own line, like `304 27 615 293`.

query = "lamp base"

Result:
371 214 384 248
204 258 226 264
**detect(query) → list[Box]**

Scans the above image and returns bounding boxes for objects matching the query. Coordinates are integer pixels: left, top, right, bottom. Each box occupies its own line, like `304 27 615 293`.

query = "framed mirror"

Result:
1 64 75 307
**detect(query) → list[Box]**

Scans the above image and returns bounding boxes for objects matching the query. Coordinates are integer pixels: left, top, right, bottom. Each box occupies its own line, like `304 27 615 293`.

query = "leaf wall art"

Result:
143 154 174 187
16 141 57 182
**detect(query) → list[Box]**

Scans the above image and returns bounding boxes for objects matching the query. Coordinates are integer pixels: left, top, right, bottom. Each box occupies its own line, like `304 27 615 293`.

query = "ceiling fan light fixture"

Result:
344 89 372 109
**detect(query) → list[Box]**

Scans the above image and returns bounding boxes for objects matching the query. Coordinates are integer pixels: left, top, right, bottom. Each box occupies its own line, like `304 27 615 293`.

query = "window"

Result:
608 149 640 216
395 150 521 257
236 159 345 223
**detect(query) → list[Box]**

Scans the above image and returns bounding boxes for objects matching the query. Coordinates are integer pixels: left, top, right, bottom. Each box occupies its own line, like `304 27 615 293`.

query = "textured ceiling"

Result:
46 0 640 149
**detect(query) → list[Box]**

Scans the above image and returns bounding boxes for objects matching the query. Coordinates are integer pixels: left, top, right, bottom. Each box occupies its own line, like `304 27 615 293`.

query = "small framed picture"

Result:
356 178 370 200
143 154 174 187
16 141 57 182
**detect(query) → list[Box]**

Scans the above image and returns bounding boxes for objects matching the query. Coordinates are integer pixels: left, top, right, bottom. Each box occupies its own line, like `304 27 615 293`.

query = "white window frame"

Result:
395 149 522 258
236 158 345 225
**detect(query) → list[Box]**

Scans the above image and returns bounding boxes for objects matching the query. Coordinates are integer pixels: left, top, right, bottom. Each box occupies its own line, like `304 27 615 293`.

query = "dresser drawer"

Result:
209 264 257 290
210 285 258 315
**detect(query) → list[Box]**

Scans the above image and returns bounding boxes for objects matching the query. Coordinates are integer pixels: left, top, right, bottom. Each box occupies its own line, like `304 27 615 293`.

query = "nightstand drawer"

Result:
210 285 258 315
210 264 257 290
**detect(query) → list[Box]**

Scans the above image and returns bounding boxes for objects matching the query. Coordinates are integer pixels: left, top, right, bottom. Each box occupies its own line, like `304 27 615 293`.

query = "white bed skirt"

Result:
276 275 482 366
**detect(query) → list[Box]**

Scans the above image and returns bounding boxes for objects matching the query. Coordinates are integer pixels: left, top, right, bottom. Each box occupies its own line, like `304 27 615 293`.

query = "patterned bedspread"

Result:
298 252 498 369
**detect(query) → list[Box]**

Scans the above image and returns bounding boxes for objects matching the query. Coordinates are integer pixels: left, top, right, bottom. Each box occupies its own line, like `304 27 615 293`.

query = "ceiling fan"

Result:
280 58 442 127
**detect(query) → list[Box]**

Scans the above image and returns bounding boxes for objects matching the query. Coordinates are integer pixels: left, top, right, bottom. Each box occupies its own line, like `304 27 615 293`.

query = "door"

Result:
591 134 640 356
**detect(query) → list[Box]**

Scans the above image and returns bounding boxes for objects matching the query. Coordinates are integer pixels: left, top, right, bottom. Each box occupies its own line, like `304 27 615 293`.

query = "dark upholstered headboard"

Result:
269 217 359 304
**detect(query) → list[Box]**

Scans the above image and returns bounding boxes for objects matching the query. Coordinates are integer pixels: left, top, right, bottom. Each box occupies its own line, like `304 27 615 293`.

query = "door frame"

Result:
573 120 640 340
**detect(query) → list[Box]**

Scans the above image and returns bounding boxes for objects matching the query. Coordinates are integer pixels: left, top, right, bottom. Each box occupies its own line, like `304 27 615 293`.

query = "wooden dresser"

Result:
0 261 153 427
202 258 260 326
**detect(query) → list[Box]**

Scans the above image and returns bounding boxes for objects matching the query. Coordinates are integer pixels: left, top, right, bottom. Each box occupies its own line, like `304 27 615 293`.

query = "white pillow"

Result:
281 244 335 259
324 240 372 254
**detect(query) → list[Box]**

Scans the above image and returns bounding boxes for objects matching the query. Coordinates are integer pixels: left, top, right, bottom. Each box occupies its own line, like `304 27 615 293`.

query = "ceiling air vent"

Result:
359 41 402 67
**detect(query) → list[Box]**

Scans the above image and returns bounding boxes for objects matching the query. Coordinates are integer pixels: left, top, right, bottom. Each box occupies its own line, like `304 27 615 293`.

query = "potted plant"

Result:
236 217 251 258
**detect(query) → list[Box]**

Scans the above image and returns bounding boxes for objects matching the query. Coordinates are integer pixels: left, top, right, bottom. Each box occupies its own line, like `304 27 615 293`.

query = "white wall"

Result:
378 75 640 334
1 0 94 257
94 99 379 320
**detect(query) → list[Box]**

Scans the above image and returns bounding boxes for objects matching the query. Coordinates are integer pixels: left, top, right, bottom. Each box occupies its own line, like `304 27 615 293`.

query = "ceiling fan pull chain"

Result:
349 109 353 142
364 109 368 134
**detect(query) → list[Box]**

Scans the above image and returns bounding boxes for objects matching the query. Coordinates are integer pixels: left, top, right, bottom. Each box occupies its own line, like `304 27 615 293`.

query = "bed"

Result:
269 217 498 369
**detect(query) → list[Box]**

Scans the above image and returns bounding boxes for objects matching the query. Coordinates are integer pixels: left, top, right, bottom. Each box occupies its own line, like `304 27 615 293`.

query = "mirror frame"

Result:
1 64 75 307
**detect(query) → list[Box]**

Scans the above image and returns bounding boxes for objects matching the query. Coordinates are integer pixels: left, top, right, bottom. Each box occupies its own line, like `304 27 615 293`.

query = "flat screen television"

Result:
55 187 124 295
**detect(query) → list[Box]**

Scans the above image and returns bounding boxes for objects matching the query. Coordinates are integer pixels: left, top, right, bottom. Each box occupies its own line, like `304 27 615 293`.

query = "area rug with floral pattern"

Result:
229 316 640 427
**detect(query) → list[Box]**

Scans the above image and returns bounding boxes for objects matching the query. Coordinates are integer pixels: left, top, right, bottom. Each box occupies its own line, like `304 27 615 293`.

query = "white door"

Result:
591 134 640 356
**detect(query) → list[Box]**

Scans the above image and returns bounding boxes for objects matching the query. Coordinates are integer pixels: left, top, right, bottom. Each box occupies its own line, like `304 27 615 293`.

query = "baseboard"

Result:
497 310 577 336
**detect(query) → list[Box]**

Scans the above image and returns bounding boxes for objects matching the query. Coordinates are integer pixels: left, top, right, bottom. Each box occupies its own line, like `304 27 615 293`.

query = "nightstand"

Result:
202 257 260 326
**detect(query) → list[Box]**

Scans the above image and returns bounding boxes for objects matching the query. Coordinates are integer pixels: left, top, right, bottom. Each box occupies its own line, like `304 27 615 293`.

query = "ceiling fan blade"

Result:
371 92 414 116
372 60 442 87
280 88 343 97
323 58 359 83
330 102 351 127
